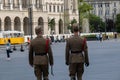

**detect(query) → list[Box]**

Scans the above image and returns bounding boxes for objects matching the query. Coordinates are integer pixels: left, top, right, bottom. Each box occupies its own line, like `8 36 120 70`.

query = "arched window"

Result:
35 0 42 10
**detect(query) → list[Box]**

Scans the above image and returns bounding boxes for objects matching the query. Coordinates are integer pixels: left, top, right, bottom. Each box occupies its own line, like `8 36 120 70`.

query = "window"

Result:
36 0 40 8
105 9 110 15
22 0 28 8
35 0 42 9
61 5 63 12
98 9 103 16
98 3 102 8
114 2 116 7
105 3 109 7
57 5 59 12
49 5 51 12
53 5 56 12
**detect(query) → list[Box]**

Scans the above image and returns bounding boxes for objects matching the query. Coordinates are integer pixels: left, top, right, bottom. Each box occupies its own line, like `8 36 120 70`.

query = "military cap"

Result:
35 26 43 35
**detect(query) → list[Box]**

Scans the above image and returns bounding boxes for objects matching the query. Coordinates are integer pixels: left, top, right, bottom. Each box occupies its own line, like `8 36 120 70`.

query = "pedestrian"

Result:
99 32 102 42
29 26 54 80
65 24 89 80
26 37 30 49
6 39 12 60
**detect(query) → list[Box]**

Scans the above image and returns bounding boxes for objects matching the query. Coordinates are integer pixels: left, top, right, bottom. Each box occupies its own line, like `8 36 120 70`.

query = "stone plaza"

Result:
0 39 120 80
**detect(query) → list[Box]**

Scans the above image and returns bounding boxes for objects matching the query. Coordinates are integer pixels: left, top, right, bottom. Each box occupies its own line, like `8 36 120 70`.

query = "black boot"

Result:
71 76 76 80
13 45 17 51
43 77 49 80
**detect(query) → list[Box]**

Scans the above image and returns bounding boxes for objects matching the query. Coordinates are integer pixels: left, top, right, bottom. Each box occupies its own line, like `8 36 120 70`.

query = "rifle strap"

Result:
45 39 49 53
82 38 86 51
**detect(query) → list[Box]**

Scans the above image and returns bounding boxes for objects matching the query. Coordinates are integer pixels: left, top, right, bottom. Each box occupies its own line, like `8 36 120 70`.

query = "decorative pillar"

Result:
21 22 24 33
0 0 3 10
1 22 4 31
11 21 14 30
19 0 22 10
10 0 13 10
44 22 48 35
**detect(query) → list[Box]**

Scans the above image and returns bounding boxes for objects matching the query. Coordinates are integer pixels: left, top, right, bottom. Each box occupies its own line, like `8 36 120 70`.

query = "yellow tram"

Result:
0 31 24 45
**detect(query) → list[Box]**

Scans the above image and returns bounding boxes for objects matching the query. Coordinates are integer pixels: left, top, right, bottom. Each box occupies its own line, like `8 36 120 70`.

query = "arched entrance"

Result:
14 17 21 31
59 19 63 34
4 16 11 31
23 17 29 35
38 17 44 34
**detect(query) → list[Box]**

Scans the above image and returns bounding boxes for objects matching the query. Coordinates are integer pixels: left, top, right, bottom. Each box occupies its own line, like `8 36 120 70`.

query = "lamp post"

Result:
105 11 107 38
113 8 116 32
28 0 33 40
78 0 81 33
113 12 115 32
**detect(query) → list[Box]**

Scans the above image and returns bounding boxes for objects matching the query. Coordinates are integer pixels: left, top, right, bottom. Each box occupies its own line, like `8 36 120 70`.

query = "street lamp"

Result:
113 12 115 32
105 11 107 37
28 0 33 40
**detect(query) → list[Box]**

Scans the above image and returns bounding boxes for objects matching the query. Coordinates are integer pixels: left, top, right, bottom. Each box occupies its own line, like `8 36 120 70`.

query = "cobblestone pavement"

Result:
0 39 120 80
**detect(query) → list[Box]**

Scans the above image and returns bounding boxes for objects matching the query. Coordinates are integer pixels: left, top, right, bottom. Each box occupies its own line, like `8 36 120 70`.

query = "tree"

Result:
67 19 77 33
78 0 93 31
89 14 105 32
48 18 55 34
116 14 120 33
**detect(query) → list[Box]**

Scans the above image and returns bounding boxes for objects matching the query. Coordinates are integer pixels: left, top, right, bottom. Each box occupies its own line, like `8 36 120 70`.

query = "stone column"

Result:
11 20 14 30
0 0 3 10
1 21 4 31
19 0 22 10
33 21 38 35
10 0 13 10
82 18 89 33
55 23 59 34
103 2 106 20
42 0 46 12
96 2 98 16
32 0 36 10
21 22 24 33
44 22 48 35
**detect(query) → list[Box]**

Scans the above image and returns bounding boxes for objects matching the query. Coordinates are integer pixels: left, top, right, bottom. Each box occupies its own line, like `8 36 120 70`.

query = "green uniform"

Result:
29 35 54 80
65 35 89 80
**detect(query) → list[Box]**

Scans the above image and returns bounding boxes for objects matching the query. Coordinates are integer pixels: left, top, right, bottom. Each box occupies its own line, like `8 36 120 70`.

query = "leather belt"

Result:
35 53 47 56
71 51 82 53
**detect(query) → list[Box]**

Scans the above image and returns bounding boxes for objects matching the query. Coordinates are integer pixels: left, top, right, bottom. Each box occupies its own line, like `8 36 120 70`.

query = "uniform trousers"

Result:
6 50 10 58
34 65 49 80
69 63 84 80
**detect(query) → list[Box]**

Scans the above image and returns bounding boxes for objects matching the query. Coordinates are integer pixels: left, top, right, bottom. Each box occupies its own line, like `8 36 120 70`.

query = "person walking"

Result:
29 26 54 80
65 24 89 80
6 39 12 60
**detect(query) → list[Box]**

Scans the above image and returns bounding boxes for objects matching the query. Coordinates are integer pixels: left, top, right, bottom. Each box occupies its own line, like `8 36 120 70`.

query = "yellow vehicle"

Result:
0 31 24 45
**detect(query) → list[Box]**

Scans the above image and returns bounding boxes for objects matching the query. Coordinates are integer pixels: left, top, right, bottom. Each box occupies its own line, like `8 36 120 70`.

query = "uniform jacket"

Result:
29 35 53 66
65 35 89 64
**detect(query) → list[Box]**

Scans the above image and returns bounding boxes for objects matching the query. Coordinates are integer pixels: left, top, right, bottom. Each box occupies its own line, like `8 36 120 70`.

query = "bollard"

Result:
13 45 17 51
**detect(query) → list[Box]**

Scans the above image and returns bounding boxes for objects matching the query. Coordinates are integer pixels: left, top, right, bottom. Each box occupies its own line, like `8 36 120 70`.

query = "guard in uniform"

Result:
29 26 54 80
65 24 89 80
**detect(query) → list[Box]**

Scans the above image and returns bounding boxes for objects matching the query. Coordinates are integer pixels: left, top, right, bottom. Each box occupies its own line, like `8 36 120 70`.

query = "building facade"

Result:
86 0 120 32
86 0 120 20
0 0 78 35
0 0 120 35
